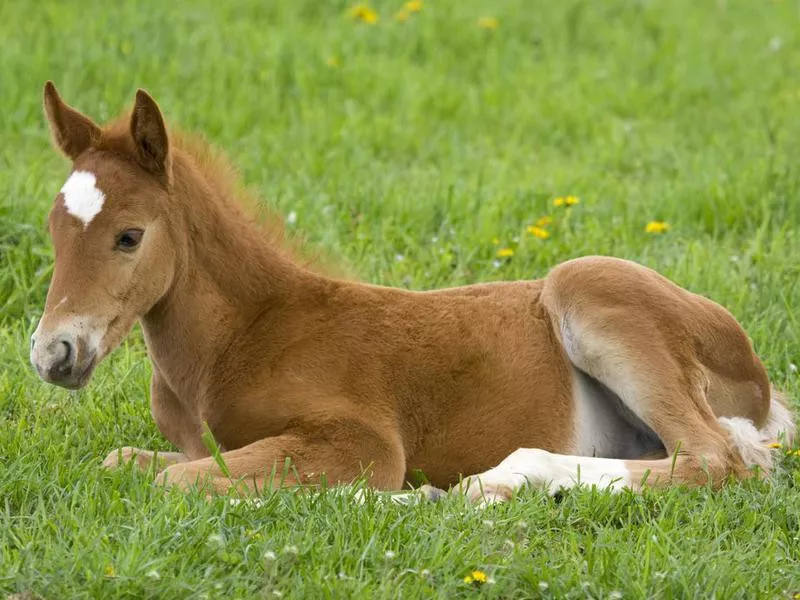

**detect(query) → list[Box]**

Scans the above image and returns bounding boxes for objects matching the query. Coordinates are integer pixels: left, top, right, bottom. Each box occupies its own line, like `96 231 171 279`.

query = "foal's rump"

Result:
441 257 795 504
541 255 775 439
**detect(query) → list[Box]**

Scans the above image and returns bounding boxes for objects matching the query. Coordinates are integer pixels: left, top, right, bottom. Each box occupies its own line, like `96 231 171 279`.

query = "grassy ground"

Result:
2 0 800 597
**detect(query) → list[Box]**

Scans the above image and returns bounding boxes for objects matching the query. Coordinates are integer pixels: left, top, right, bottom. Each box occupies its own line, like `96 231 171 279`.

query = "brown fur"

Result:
34 83 795 500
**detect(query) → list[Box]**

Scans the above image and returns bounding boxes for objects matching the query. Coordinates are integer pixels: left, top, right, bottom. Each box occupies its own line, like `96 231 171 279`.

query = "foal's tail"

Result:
760 388 797 447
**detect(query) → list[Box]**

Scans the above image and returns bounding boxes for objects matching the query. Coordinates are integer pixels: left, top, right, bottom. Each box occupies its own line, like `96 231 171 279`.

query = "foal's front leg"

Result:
154 422 406 495
103 370 195 472
102 447 187 471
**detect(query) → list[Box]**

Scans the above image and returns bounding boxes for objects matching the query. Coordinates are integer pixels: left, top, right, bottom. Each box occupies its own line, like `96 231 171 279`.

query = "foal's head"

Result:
31 83 179 389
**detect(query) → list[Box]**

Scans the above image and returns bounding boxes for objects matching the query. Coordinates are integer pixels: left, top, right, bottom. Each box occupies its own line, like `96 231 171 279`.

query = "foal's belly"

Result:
405 395 574 488
402 343 578 488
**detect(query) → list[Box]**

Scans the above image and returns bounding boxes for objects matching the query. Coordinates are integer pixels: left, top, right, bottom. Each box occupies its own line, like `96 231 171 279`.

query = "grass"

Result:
2 0 800 597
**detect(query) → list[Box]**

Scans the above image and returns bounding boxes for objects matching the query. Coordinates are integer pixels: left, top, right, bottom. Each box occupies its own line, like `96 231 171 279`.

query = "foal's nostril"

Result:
52 340 75 376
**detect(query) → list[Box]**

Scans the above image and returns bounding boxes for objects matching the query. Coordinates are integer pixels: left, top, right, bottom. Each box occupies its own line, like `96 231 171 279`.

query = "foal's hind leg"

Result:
453 258 777 504
541 257 773 484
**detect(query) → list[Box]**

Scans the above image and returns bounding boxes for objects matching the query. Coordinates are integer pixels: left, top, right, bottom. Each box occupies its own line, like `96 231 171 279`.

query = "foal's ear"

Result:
130 89 172 181
43 81 101 161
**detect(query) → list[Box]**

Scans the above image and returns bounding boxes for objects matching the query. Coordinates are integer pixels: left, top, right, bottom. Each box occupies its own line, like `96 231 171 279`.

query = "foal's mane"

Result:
172 128 289 251
99 114 344 277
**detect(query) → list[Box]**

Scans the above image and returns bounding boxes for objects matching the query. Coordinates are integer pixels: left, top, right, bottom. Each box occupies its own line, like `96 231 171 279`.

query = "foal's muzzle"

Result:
30 328 98 390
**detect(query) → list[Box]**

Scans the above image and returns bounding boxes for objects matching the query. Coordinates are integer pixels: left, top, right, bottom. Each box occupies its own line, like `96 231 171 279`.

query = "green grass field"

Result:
2 0 800 597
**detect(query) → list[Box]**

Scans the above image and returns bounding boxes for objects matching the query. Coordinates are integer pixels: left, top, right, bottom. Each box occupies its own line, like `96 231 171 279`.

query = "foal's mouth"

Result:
45 353 98 391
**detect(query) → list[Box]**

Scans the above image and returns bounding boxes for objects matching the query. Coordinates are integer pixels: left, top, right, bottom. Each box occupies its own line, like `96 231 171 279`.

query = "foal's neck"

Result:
139 152 319 399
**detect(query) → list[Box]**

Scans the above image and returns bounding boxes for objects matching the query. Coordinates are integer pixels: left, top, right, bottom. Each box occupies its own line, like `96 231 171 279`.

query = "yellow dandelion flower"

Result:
326 56 340 68
471 570 488 583
395 9 410 21
405 0 423 12
794 449 800 456
645 221 670 234
477 17 498 30
104 565 116 578
496 248 514 258
535 216 553 227
769 442 782 449
464 575 473 584
348 4 379 24
553 196 580 207
527 226 550 240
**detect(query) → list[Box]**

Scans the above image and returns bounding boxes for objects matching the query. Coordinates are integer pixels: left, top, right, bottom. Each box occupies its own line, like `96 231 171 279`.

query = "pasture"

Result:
2 0 800 597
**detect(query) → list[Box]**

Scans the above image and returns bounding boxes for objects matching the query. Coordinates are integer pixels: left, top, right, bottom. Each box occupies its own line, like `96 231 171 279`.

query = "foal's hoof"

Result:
456 477 513 506
418 484 448 502
102 446 147 470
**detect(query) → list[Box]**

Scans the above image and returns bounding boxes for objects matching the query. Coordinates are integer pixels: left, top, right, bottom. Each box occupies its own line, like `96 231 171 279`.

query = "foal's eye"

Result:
116 229 144 252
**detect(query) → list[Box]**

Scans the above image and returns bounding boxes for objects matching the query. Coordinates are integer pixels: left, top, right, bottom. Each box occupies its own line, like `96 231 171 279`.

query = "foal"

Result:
31 83 795 504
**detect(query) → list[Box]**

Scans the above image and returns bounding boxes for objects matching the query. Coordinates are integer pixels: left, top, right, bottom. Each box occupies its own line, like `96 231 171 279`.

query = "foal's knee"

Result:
155 463 214 492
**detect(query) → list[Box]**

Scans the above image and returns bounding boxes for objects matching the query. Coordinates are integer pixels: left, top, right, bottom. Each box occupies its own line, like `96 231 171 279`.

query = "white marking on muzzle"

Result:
60 170 105 228
31 316 108 367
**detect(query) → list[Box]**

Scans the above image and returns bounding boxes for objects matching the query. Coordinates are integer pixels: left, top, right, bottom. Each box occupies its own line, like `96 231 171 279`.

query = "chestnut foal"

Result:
31 83 795 504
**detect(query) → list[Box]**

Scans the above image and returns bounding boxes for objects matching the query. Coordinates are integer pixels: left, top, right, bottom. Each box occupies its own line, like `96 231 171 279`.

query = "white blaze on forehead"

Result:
60 170 106 228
